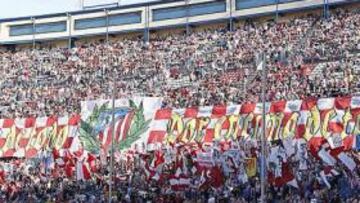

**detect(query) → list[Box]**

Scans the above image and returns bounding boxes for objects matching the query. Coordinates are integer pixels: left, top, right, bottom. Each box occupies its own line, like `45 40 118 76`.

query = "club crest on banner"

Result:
79 100 152 154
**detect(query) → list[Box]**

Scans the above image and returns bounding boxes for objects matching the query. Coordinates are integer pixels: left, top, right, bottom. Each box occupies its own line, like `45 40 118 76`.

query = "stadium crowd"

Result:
0 4 360 203
0 7 359 118
0 140 359 203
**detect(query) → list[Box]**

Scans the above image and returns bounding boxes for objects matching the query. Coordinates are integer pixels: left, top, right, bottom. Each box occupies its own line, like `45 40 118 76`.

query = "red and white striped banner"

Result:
0 115 80 158
1 96 359 158
148 97 360 150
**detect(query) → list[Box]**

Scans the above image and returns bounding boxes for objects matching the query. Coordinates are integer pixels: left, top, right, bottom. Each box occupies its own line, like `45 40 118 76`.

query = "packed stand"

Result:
0 7 359 118
0 6 360 203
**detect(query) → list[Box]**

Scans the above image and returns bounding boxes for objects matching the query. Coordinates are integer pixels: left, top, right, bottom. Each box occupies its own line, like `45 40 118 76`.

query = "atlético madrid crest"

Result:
79 100 151 154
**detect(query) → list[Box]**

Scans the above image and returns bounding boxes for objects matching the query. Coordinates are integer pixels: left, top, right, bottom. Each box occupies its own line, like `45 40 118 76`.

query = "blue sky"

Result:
0 0 154 19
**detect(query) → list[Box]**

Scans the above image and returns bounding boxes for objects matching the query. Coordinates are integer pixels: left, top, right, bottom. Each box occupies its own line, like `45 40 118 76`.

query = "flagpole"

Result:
105 8 115 203
109 67 116 203
260 52 266 203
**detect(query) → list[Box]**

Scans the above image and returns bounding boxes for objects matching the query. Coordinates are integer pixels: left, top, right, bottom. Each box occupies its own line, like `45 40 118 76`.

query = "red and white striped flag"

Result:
169 167 191 191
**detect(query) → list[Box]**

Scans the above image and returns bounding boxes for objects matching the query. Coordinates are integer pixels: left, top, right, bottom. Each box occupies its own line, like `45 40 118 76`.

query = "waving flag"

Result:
245 158 257 177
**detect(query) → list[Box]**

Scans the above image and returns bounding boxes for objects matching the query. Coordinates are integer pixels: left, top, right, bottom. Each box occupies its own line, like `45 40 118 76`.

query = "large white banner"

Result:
80 97 162 153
